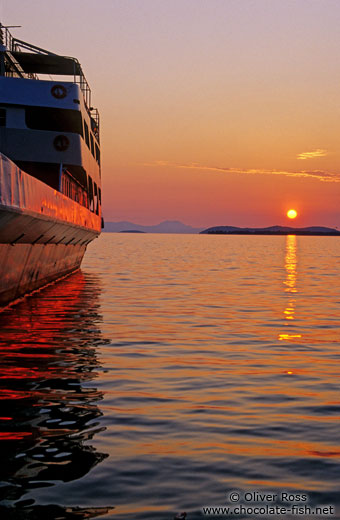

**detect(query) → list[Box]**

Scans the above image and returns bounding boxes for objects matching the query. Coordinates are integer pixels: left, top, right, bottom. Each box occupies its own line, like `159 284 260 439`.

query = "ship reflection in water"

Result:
0 271 111 519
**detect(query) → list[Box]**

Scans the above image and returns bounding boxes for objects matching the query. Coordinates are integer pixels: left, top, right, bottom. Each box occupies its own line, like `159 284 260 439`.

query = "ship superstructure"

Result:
0 24 102 306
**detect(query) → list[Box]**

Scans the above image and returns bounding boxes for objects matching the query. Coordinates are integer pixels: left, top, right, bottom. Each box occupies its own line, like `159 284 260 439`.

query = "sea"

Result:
0 233 339 520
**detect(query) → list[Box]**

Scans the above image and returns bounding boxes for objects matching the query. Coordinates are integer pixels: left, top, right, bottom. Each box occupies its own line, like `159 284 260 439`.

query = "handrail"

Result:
11 37 58 56
0 23 95 111
0 24 37 79
0 24 16 50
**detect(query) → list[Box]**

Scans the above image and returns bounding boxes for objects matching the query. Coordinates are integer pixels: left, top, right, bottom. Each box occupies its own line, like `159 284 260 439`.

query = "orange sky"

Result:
3 0 340 227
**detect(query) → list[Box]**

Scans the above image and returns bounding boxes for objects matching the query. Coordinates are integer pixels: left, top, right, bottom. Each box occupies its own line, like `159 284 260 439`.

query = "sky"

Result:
2 0 340 227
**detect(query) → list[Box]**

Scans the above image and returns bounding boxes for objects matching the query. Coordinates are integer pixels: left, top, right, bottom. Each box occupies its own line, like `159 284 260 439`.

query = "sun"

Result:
287 209 298 219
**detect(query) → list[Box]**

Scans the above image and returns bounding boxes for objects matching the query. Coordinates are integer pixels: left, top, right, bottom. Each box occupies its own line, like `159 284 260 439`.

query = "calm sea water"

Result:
0 233 339 520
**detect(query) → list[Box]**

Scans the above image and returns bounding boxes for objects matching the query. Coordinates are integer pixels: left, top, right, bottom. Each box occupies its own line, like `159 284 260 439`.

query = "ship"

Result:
0 24 102 306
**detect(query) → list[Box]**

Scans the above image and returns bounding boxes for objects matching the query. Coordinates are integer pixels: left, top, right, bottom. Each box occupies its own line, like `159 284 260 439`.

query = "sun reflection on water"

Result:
279 235 302 341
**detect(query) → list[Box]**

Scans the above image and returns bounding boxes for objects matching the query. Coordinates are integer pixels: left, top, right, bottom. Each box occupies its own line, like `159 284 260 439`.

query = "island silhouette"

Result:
200 225 340 236
101 220 340 236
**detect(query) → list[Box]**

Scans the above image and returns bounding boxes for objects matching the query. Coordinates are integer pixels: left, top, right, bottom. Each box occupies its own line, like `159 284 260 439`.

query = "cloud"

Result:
144 160 340 183
297 149 328 160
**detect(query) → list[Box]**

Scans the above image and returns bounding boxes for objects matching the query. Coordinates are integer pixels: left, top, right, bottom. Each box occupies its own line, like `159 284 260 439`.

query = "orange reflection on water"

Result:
104 424 340 460
278 235 302 341
245 479 329 492
0 233 338 516
0 271 108 507
284 235 298 294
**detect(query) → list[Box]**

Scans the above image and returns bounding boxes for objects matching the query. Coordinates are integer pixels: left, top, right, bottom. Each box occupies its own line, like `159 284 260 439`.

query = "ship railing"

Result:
76 69 92 110
0 23 14 50
61 168 89 209
12 37 92 101
1 24 94 111
0 24 37 79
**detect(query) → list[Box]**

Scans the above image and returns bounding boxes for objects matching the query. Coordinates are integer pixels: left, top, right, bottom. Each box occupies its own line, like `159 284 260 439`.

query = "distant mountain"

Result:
103 220 203 234
201 225 340 236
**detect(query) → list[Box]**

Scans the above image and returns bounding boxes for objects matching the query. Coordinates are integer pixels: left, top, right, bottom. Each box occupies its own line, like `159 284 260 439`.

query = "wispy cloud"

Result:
143 160 340 183
297 149 328 160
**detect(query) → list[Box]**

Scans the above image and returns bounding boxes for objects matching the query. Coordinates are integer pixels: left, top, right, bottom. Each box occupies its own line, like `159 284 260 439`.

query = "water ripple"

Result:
0 235 339 518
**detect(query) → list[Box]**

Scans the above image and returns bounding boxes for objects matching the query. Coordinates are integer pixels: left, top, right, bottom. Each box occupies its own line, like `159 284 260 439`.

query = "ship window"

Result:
90 117 99 139
0 109 6 126
88 176 94 211
95 143 100 165
84 121 90 148
79 117 84 138
94 182 99 215
90 133 95 156
25 107 83 135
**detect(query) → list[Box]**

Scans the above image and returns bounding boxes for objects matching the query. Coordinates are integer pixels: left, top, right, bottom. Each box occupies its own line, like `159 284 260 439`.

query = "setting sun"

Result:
287 209 298 219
